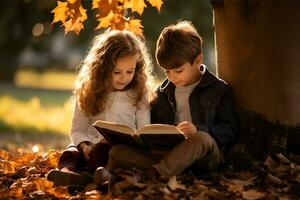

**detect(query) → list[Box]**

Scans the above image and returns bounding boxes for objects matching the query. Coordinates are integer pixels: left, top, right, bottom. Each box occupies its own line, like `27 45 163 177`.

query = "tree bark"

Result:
211 0 300 162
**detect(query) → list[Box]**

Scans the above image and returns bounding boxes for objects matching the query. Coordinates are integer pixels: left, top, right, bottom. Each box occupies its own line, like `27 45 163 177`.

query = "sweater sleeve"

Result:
136 93 150 129
70 101 92 146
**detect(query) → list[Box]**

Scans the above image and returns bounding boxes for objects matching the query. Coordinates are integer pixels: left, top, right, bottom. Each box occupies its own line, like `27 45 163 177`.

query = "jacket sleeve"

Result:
151 89 168 124
70 101 92 146
206 87 238 149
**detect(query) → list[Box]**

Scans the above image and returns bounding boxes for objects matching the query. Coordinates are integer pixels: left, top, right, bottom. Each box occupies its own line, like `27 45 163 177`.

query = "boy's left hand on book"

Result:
176 121 197 138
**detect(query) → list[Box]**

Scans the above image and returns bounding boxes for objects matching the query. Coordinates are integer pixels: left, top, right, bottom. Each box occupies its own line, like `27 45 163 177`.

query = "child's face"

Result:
111 55 137 91
164 55 202 88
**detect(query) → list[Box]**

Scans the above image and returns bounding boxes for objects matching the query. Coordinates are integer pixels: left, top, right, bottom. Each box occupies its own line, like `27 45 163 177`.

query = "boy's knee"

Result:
108 144 128 159
190 132 215 146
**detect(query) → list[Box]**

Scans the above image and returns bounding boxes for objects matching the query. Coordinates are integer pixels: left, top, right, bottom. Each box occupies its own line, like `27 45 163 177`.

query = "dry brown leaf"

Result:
1 160 17 174
0 149 10 160
264 155 278 171
83 189 102 199
167 176 186 191
42 150 61 168
267 173 282 185
242 189 266 200
275 153 291 164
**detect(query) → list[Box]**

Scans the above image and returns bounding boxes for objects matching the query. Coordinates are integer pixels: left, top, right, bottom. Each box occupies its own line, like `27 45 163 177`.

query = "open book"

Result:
93 120 186 150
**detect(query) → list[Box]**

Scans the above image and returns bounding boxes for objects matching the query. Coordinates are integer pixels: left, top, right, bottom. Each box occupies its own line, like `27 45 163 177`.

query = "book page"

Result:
93 120 136 136
138 124 183 135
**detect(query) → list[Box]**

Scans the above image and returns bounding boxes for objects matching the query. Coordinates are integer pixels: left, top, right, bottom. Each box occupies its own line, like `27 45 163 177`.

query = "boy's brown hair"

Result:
155 20 203 69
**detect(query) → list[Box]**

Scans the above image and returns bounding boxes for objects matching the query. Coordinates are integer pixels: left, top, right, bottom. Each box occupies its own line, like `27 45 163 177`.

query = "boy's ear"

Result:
194 54 203 65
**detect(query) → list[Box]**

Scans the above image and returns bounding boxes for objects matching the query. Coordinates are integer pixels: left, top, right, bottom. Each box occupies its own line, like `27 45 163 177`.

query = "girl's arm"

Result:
70 101 92 146
136 94 151 129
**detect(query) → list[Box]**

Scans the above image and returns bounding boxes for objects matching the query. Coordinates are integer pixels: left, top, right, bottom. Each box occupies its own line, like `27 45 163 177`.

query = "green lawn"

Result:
0 84 72 150
0 83 72 106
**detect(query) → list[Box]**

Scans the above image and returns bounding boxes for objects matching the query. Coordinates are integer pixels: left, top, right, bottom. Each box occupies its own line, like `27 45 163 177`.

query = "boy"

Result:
97 21 238 181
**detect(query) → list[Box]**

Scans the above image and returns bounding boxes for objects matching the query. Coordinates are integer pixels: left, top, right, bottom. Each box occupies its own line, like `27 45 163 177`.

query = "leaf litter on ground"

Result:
0 147 299 199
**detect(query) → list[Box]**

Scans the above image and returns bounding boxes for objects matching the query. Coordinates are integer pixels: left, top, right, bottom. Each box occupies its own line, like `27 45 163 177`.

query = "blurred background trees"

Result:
0 0 215 150
0 0 215 84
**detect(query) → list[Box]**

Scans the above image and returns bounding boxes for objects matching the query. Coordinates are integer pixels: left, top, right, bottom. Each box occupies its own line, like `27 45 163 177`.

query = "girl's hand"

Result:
176 121 197 138
80 142 92 161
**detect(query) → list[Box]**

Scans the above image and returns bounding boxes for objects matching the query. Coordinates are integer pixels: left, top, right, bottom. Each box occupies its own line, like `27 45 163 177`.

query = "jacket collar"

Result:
159 64 217 93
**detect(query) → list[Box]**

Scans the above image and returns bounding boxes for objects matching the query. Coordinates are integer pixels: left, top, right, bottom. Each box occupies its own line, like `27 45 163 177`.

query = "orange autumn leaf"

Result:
51 1 69 23
95 10 115 29
92 0 120 18
34 178 54 192
42 150 61 168
0 149 10 160
126 19 143 35
51 0 87 35
147 0 163 12
52 0 164 35
14 152 35 165
1 160 17 174
132 0 147 16
112 14 127 30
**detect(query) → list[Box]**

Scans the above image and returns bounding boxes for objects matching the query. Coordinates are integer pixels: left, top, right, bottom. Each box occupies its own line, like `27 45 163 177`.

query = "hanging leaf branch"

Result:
51 0 164 35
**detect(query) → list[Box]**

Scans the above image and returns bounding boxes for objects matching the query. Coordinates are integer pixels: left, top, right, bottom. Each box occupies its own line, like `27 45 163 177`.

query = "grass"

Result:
15 69 76 91
0 83 72 106
0 83 73 150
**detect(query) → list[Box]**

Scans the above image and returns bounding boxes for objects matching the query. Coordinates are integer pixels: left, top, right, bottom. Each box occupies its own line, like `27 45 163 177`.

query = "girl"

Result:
47 29 153 186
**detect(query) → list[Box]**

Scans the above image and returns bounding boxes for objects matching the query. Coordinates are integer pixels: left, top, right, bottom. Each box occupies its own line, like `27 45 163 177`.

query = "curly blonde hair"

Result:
74 30 153 116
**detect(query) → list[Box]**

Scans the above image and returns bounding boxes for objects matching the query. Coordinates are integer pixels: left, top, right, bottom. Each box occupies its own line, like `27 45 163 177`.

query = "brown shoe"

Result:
141 167 159 182
47 169 93 186
94 167 116 186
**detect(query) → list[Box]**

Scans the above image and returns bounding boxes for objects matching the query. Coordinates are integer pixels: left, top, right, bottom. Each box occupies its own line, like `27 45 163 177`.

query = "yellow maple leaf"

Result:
123 0 132 9
72 18 85 35
126 18 143 35
132 0 147 15
95 10 115 29
51 1 69 23
92 0 120 18
112 14 126 30
67 0 77 4
147 0 163 12
52 0 87 35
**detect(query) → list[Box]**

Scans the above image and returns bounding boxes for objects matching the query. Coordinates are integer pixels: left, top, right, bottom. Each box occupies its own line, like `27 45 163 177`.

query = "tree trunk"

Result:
211 0 300 163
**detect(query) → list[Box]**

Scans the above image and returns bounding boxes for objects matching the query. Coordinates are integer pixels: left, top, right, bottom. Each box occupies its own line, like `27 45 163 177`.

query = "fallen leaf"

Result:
167 176 186 191
267 173 282 185
242 189 266 200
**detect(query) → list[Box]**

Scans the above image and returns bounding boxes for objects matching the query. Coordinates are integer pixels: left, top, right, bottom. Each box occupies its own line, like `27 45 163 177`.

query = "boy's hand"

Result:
176 121 197 138
80 142 92 161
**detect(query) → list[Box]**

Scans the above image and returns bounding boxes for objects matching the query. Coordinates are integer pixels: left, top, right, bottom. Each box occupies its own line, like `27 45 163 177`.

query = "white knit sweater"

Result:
70 89 150 146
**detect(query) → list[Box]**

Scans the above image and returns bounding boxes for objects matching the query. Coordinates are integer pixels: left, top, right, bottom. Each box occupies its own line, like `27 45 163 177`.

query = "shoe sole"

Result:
47 170 93 186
